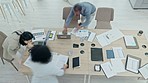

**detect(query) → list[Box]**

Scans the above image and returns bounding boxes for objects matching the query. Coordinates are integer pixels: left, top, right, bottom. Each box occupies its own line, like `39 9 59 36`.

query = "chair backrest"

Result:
63 7 80 28
0 31 7 57
95 7 114 22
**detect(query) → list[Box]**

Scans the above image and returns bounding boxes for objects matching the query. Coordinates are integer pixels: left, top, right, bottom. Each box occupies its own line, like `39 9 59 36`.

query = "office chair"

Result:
63 7 80 28
95 7 114 29
0 31 18 71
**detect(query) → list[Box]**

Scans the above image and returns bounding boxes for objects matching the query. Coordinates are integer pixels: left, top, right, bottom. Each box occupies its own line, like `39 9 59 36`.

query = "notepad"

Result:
106 50 115 59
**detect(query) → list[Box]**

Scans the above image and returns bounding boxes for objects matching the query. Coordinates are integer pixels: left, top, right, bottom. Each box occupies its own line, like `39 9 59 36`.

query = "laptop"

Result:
57 32 71 39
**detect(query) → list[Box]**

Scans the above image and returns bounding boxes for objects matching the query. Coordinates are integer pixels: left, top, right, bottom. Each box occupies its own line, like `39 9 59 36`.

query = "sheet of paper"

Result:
124 35 136 46
96 28 124 47
126 57 139 73
96 34 111 47
111 59 125 73
112 47 125 59
71 28 79 36
139 64 148 79
52 52 69 69
101 62 117 78
87 31 96 42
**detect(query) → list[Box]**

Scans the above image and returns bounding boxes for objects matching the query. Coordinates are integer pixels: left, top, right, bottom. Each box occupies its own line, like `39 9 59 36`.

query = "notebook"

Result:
72 57 80 68
106 50 115 59
91 48 103 61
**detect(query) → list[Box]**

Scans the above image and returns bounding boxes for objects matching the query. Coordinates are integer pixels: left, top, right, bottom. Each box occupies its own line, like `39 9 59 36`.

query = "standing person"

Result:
2 29 34 65
63 2 96 34
27 45 67 83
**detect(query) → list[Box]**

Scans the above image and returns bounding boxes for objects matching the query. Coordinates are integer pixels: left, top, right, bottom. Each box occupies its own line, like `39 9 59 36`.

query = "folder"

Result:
106 50 115 59
91 48 103 61
124 36 139 49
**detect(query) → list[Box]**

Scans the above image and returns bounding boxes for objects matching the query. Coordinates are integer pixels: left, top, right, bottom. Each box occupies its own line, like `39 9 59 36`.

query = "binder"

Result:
91 48 103 61
106 50 115 59
123 36 139 49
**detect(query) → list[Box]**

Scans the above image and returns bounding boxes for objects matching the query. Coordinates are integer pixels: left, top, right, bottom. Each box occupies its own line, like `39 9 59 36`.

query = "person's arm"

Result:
65 8 75 28
63 8 75 34
80 10 92 27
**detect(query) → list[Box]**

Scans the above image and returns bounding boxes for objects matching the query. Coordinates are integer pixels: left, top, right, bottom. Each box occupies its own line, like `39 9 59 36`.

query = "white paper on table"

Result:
87 31 96 42
96 34 111 47
124 35 136 46
111 59 125 73
77 30 89 37
101 62 117 78
112 47 125 59
96 28 124 47
126 57 140 73
139 64 148 79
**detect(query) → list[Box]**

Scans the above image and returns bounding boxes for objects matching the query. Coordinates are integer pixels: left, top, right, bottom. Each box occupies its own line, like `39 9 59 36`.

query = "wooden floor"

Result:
0 0 148 83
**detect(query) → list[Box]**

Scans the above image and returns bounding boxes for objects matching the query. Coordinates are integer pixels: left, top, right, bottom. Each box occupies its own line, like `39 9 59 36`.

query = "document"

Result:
96 28 124 47
54 53 69 68
139 64 148 79
112 47 125 59
87 31 96 42
111 59 125 73
101 62 117 78
32 29 46 42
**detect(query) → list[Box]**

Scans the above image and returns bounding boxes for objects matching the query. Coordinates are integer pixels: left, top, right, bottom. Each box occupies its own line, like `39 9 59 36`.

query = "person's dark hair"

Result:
74 3 82 11
19 31 34 46
30 45 52 64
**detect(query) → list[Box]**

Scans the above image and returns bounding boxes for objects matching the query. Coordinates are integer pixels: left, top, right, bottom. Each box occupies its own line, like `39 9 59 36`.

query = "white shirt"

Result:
27 55 64 83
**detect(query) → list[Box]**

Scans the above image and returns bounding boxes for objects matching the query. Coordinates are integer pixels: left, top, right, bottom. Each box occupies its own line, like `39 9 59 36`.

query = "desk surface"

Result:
20 28 148 78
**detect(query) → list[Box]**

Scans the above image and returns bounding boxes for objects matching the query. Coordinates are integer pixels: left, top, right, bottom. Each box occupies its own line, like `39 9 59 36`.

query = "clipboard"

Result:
123 36 139 49
125 54 141 74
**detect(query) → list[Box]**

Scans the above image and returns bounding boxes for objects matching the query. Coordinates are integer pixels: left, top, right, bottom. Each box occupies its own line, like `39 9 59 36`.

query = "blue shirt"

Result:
65 2 96 27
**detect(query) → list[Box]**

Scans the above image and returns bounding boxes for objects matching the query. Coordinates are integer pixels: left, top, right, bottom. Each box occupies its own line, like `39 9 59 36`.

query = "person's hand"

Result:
62 28 68 35
77 24 82 29
63 64 68 71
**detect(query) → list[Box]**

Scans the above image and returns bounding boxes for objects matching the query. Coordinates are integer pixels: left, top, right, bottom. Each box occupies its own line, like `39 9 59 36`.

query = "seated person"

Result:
27 45 67 83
